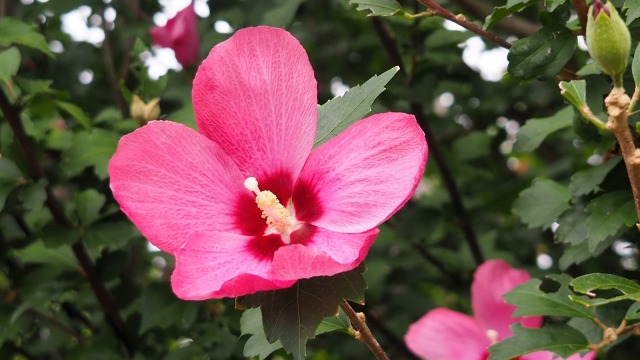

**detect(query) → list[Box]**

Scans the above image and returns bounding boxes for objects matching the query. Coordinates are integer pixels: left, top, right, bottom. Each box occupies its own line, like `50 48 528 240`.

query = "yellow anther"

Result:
244 177 296 244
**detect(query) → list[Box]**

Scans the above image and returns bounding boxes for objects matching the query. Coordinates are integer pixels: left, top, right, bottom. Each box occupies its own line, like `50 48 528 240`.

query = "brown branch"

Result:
0 89 134 356
449 0 540 38
415 0 512 49
340 300 390 360
572 0 588 36
370 18 484 266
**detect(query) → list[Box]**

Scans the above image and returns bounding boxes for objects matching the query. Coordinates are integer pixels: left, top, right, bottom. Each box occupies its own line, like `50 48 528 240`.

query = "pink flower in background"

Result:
150 2 199 67
404 260 596 360
109 26 428 300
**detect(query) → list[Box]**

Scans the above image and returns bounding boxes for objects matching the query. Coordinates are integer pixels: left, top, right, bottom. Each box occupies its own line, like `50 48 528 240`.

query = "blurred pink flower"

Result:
109 26 428 300
150 2 199 67
404 259 596 360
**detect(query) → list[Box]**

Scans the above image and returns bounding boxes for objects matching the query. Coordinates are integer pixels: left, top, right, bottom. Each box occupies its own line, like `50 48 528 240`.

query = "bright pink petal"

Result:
293 112 427 232
405 308 488 360
150 2 199 67
522 350 597 360
192 26 316 184
471 260 542 339
270 227 378 280
172 231 296 299
108 121 246 254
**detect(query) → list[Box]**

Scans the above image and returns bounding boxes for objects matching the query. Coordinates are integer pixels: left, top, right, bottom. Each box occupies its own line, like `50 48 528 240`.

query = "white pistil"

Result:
486 329 499 345
244 177 297 244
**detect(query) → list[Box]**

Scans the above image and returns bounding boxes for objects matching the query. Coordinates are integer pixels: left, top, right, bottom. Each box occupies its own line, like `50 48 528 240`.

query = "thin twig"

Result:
415 0 512 49
340 300 390 360
370 18 484 266
0 90 134 356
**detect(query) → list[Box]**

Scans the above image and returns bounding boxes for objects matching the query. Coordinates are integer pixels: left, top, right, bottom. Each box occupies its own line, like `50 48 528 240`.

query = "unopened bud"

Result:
586 0 631 86
130 95 161 126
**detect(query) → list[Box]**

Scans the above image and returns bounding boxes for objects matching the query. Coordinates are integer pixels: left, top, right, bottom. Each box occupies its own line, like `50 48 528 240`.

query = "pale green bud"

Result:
130 95 161 126
586 0 631 86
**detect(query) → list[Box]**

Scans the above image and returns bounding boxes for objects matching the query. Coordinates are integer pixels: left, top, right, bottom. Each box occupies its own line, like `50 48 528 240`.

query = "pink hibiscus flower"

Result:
404 259 596 360
150 2 199 67
109 26 428 300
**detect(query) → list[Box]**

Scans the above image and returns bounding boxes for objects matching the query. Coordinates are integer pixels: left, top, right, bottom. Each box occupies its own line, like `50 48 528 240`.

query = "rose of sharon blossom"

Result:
150 2 199 67
109 26 428 300
404 260 596 360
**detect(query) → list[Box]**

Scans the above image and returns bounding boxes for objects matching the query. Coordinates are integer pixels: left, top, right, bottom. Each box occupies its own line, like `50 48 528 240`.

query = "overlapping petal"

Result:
294 112 427 232
150 2 199 67
192 26 317 184
172 231 296 300
271 227 378 280
404 308 488 360
108 121 246 254
472 259 542 338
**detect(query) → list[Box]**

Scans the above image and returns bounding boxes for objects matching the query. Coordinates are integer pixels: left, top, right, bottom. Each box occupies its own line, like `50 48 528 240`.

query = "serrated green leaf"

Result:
236 265 366 360
545 0 566 12
507 26 577 80
12 240 77 271
505 274 595 318
569 273 640 306
0 47 21 84
348 0 402 16
625 302 640 320
513 106 573 152
485 0 538 30
623 0 640 25
632 42 640 89
75 189 106 227
139 284 200 334
16 78 54 96
559 235 612 270
585 191 637 252
512 179 571 229
0 157 24 211
84 221 137 256
56 101 92 129
61 128 120 180
315 67 398 146
0 18 53 57
570 158 622 196
240 308 283 360
555 203 588 245
559 80 588 114
488 323 591 359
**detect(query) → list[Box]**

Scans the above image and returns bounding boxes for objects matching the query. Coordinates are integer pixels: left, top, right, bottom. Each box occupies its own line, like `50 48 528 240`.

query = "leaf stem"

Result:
604 87 640 226
0 89 134 356
340 300 390 360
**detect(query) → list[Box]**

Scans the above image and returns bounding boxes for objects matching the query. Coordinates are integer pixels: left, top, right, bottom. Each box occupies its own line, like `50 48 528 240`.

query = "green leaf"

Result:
315 67 398 146
569 273 640 306
512 179 571 229
513 106 573 152
0 18 54 57
74 189 106 227
632 42 640 89
240 308 284 360
0 157 24 211
61 128 120 180
555 204 588 245
505 274 596 318
623 0 640 25
0 47 21 84
348 0 402 16
545 0 566 12
507 26 577 80
425 29 474 49
625 302 640 320
12 240 77 271
56 101 92 129
570 158 622 196
559 80 588 116
488 323 591 359
84 221 137 256
236 265 366 360
139 283 200 334
485 0 538 30
585 191 637 251
559 235 612 270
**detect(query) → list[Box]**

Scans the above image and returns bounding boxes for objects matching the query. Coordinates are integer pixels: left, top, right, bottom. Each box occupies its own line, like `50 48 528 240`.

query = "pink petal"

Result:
108 121 246 254
293 112 427 233
192 26 316 184
172 231 295 300
270 227 378 280
471 260 542 339
150 2 199 67
404 308 488 360
522 350 597 360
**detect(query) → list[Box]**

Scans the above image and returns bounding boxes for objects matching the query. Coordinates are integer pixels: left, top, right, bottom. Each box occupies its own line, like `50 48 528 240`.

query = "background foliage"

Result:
1 0 640 359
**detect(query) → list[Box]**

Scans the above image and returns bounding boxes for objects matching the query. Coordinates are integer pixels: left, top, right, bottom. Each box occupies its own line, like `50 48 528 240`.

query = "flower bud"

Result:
130 95 161 126
586 0 631 86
